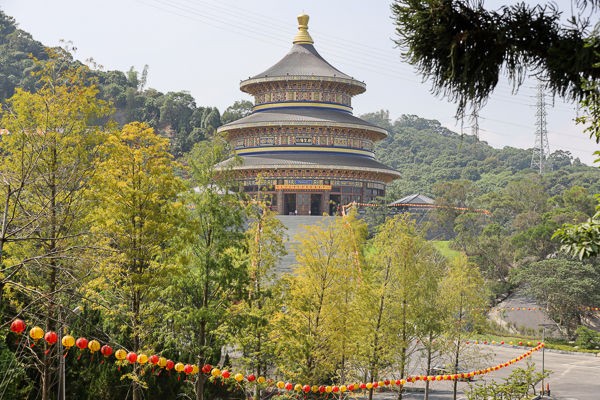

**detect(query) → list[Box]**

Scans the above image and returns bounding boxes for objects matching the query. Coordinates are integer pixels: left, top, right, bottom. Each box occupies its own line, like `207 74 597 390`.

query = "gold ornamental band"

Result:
275 185 332 190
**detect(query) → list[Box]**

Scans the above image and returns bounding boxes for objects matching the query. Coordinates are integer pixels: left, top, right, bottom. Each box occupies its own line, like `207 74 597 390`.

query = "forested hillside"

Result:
362 110 600 199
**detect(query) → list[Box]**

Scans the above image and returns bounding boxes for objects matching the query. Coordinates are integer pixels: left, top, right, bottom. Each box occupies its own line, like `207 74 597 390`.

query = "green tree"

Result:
85 121 185 400
234 187 287 400
221 100 253 125
513 256 600 334
166 135 247 400
439 255 488 400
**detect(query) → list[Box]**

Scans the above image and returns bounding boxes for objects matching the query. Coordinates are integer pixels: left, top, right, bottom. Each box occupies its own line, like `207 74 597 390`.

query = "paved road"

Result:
364 345 600 399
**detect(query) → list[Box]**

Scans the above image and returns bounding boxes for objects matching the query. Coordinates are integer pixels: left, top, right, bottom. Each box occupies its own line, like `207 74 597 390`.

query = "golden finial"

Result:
293 14 314 45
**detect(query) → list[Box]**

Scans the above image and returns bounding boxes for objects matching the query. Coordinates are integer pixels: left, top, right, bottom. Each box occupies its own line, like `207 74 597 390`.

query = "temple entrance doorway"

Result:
284 193 296 215
329 194 341 216
310 194 322 216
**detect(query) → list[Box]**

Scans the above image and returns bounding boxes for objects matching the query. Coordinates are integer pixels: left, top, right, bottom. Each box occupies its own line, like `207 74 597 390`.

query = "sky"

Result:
2 0 599 165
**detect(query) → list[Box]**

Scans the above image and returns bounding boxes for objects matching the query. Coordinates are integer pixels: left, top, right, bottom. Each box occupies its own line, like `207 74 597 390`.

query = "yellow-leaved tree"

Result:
85 121 186 400
0 47 114 400
359 215 439 400
275 211 367 385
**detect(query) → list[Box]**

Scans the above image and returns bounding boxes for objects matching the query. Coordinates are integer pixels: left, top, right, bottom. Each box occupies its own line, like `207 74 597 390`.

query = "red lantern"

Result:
149 354 159 365
126 352 137 364
285 383 293 391
333 386 339 393
76 337 88 350
11 319 26 335
359 383 366 389
347 384 354 391
319 386 326 393
184 364 193 375
302 385 310 393
222 370 231 379
500 341 504 345
397 379 403 385
519 342 523 345
373 382 379 388
384 379 390 385
166 360 174 369
101 345 113 357
247 374 256 382
44 331 58 345
202 364 211 373
415 376 420 381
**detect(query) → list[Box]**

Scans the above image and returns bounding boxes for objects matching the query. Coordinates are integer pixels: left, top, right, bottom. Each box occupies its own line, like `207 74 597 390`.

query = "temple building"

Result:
217 14 400 215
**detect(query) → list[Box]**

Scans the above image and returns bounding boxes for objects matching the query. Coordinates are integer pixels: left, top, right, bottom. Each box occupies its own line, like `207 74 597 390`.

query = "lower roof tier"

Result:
227 153 401 182
217 108 388 140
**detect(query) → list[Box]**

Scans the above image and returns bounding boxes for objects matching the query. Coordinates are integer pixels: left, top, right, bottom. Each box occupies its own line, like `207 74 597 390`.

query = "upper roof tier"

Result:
240 15 366 95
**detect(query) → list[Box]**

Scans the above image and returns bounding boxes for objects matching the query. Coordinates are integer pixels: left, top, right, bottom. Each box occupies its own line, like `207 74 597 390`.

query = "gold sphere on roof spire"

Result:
293 14 314 45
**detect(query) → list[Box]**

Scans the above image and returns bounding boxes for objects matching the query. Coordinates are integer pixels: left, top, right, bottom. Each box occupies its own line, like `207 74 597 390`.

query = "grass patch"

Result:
434 241 462 260
470 333 600 353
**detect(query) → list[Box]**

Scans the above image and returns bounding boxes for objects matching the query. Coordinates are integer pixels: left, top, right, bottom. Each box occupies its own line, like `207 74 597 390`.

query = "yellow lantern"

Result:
115 349 127 360
88 340 101 353
277 381 285 389
492 341 496 344
258 376 266 384
400 379 406 385
378 381 385 387
192 365 199 374
311 386 318 393
326 386 333 393
29 326 44 342
62 335 75 350
340 385 347 392
137 354 148 365
366 383 373 390
211 368 221 377
235 373 244 382
509 341 513 345
175 362 185 373
158 357 168 368
436 376 442 381
294 384 302 392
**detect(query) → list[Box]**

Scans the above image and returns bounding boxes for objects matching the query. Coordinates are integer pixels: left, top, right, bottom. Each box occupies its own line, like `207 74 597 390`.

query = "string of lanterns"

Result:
10 318 545 393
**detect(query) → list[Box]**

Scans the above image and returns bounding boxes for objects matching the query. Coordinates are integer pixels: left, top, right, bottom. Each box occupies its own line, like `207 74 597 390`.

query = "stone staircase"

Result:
275 215 331 275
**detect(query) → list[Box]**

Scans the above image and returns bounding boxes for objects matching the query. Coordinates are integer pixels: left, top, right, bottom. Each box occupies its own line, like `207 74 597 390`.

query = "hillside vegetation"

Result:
361 110 600 200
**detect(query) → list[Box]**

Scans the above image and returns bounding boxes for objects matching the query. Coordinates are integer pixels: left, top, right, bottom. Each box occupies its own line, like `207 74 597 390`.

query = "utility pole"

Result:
531 82 552 174
542 328 546 397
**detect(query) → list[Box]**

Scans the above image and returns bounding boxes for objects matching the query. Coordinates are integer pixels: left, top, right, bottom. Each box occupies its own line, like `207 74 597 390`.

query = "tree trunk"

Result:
196 320 206 400
424 332 432 400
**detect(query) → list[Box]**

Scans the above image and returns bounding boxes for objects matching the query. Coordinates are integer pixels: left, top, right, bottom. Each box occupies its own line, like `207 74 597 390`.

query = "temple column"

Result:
323 191 330 216
277 190 284 215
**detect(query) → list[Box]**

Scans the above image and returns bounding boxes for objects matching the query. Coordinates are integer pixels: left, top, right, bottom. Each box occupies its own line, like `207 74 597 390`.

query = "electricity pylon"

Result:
531 82 552 174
